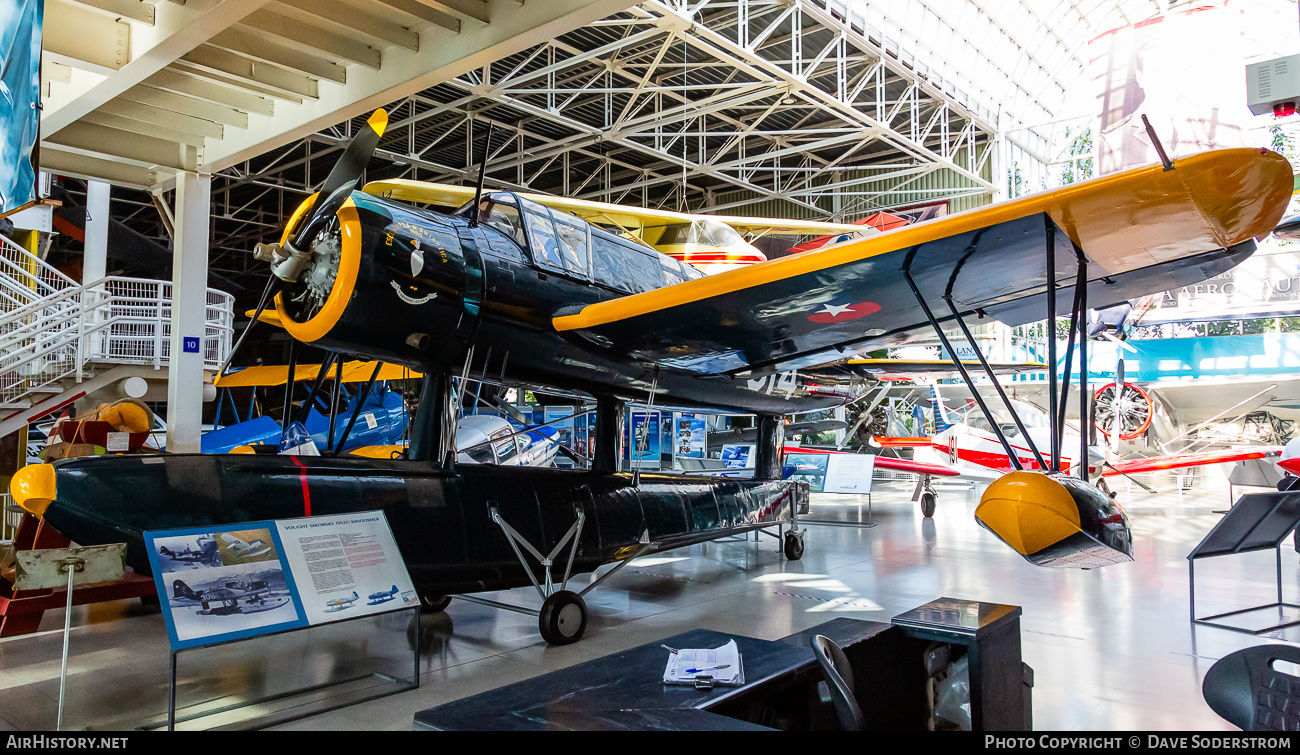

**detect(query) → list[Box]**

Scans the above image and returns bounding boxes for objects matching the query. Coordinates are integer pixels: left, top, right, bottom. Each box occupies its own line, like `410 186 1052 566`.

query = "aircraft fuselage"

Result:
275 191 869 415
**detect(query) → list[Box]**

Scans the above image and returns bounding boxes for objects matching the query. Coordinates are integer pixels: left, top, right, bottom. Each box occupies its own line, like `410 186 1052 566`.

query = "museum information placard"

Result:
822 455 876 495
145 512 417 650
275 512 419 626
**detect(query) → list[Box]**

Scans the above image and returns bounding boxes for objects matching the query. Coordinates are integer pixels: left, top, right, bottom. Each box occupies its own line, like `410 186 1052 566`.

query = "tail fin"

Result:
159 546 174 556
172 580 198 600
930 384 955 432
391 585 398 593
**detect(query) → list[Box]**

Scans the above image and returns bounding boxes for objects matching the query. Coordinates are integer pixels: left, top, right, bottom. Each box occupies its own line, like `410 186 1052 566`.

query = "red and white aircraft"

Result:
864 384 1274 517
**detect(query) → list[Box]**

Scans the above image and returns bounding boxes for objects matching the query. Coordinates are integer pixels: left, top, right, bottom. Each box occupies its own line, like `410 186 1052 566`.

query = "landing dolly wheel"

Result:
538 590 587 646
921 490 937 518
420 594 452 613
783 530 805 561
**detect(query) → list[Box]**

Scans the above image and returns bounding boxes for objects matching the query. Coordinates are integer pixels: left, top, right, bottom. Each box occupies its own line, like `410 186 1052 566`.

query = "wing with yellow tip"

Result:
547 149 1292 377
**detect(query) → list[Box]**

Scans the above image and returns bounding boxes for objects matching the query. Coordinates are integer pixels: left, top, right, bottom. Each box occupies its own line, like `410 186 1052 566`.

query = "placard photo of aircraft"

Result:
367 585 399 605
164 565 296 642
216 530 277 565
155 535 220 572
323 592 360 613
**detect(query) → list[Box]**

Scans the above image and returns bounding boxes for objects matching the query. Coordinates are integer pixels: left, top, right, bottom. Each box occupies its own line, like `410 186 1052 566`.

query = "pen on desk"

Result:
684 664 730 674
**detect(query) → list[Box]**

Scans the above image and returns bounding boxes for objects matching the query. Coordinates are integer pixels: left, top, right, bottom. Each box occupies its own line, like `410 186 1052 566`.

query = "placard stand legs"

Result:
155 606 420 731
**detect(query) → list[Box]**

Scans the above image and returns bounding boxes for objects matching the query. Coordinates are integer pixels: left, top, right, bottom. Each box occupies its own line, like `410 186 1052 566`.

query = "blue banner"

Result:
1087 334 1300 383
0 0 42 215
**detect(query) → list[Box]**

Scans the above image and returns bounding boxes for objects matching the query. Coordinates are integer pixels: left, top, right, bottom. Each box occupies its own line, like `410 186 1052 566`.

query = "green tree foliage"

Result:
1059 127 1094 186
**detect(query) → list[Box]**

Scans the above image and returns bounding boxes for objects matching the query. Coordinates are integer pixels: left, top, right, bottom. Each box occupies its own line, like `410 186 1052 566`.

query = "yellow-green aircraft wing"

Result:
361 179 870 237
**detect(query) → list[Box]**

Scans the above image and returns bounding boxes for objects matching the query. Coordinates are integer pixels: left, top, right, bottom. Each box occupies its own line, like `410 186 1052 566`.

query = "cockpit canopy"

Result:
962 398 1048 436
457 192 705 295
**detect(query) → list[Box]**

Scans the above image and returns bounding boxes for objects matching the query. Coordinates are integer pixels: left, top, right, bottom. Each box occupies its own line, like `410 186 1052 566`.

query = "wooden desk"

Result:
414 599 1029 731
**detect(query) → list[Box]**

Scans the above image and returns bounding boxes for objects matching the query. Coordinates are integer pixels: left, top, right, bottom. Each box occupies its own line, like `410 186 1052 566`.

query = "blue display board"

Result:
146 512 417 651
785 452 830 492
0 0 42 215
145 521 307 650
625 410 660 462
674 413 706 459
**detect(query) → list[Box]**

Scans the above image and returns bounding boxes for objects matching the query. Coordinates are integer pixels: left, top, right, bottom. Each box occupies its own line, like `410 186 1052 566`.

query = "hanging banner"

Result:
1087 1 1281 175
0 0 43 215
146 512 417 651
1139 245 1300 323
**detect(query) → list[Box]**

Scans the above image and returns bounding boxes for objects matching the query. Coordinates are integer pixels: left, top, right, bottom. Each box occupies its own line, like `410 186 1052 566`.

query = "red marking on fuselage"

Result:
288 456 312 516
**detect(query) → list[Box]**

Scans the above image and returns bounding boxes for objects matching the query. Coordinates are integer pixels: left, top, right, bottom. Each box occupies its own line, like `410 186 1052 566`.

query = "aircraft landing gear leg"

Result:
454 505 594 645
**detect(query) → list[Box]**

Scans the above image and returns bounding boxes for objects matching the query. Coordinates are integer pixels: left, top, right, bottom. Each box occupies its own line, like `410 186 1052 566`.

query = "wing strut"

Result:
1047 221 1059 471
331 360 385 456
941 297 1049 472
901 268 1024 471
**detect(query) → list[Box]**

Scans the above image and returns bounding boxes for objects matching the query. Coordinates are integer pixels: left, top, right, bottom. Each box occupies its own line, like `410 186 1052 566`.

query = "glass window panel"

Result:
550 210 591 276
520 198 565 270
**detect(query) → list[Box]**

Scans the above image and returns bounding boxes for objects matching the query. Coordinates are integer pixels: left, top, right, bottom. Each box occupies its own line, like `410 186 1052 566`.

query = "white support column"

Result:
82 181 110 284
166 171 211 453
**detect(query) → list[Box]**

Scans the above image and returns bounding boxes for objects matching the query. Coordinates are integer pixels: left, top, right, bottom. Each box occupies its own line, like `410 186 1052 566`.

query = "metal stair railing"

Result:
0 234 235 408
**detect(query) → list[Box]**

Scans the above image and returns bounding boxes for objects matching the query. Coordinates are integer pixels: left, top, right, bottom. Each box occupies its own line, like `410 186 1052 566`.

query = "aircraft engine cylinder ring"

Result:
1092 382 1154 440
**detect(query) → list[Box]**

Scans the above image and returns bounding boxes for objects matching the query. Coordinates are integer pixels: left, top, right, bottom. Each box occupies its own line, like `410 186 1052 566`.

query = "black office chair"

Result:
1203 644 1300 730
810 635 864 731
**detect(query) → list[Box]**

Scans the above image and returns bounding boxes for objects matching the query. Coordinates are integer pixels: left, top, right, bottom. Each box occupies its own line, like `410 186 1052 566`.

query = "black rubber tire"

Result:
783 531 805 560
921 491 937 518
420 594 452 613
538 590 588 646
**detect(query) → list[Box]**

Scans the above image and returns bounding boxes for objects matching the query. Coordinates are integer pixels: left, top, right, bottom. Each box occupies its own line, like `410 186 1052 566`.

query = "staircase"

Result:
0 232 235 434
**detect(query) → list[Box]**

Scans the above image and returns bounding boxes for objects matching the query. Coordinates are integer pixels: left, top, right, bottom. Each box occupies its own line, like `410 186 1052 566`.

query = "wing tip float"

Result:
975 471 1133 569
552 147 1294 333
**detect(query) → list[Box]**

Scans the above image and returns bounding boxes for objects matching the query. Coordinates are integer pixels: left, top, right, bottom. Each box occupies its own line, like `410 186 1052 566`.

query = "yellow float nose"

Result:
9 464 56 517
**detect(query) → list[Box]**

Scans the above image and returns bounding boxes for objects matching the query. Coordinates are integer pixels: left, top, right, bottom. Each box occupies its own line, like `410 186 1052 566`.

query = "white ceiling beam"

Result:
374 0 460 32
99 98 226 139
237 10 383 69
206 30 345 83
146 67 275 115
271 0 419 53
70 0 155 24
41 0 274 136
82 110 208 146
118 84 249 128
45 122 197 171
181 44 321 98
202 0 640 173
414 0 488 24
40 146 157 189
167 59 305 104
44 0 131 73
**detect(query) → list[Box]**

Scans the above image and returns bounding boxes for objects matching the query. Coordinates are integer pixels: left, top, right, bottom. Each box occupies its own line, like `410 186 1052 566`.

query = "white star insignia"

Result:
817 302 854 317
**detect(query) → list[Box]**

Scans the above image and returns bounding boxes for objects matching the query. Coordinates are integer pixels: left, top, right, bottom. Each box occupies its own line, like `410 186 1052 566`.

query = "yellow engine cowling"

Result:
975 471 1133 568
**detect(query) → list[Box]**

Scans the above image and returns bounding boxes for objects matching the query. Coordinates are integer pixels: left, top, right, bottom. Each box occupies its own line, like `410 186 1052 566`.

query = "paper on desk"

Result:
663 639 741 684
